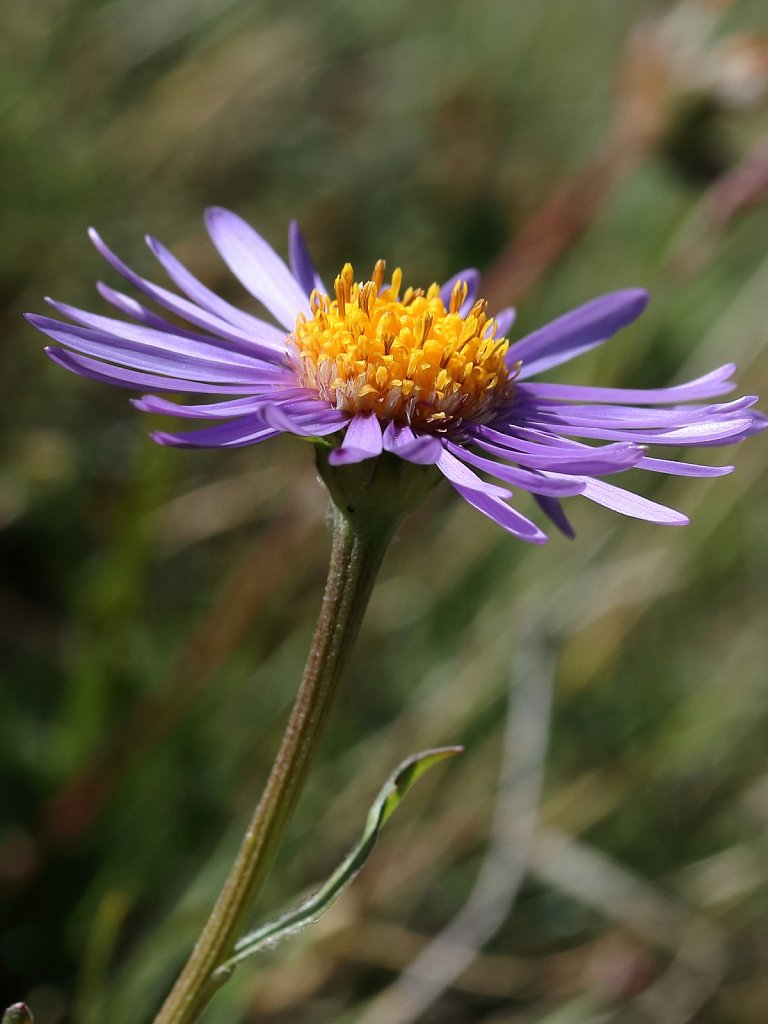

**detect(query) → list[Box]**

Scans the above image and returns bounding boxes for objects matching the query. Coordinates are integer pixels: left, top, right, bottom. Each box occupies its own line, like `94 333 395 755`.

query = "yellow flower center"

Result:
287 261 516 432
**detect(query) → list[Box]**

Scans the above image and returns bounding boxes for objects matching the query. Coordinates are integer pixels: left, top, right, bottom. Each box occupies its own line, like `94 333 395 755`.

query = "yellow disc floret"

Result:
287 261 517 432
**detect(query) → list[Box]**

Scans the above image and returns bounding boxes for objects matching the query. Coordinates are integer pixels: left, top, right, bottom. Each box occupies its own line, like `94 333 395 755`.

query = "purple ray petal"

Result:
519 364 737 404
578 478 689 525
487 423 740 476
145 235 288 343
470 433 645 475
517 400 754 430
96 282 208 339
38 304 280 369
445 442 585 496
132 388 308 419
29 316 276 385
474 423 646 460
482 424 623 455
382 422 444 465
636 455 734 477
494 306 517 337
692 411 768 446
260 401 348 437
746 411 768 435
518 415 755 446
532 494 575 538
205 207 310 330
522 405 700 429
448 481 549 544
436 450 512 499
699 396 759 414
440 269 480 314
89 228 287 353
94 282 291 372
152 414 281 449
507 289 649 380
96 282 278 360
328 412 384 465
289 220 324 297
45 347 270 394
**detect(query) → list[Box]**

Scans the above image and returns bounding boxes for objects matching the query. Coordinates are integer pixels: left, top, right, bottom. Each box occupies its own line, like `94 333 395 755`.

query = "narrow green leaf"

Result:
223 746 461 969
2 1005 34 1024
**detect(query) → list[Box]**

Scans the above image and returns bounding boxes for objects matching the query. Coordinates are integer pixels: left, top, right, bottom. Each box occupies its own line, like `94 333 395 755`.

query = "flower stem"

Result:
151 504 395 1024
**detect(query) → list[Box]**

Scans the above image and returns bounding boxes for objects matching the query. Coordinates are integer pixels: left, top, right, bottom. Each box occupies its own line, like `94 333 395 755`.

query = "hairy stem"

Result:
152 505 394 1024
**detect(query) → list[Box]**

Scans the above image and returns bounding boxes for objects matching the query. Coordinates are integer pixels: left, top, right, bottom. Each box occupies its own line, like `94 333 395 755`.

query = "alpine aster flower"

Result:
27 209 764 543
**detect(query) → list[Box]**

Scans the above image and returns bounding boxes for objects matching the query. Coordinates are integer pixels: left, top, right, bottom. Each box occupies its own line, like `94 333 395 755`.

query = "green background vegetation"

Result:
2 1 768 1021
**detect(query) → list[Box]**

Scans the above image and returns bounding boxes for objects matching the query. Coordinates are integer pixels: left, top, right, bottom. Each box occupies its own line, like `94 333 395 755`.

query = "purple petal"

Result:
152 414 281 449
436 450 511 499
693 410 768 446
440 269 480 314
29 316 276 385
205 207 310 330
444 442 585 496
518 399 754 430
289 220 324 297
519 364 737 404
518 415 755 446
494 306 517 337
636 455 734 477
522 406 699 429
471 434 645 476
328 413 384 465
532 494 575 538
260 401 348 437
145 235 288 344
472 426 646 473
132 388 307 419
449 482 549 544
45 347 268 394
745 411 768 435
507 289 649 380
38 304 279 370
382 422 443 465
89 228 287 354
578 478 689 525
96 282 208 339
485 423 742 476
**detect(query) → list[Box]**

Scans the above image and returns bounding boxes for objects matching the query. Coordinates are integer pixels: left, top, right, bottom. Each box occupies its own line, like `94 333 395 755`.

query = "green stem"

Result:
151 505 394 1024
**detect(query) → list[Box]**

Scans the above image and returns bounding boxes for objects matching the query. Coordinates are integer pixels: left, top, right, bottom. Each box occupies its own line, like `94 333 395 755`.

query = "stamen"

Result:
372 259 386 293
450 280 468 314
359 281 376 316
333 275 346 317
419 314 433 346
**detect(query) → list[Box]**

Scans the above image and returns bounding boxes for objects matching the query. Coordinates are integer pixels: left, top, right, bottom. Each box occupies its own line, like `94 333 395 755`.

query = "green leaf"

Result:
2 1005 34 1024
222 746 462 970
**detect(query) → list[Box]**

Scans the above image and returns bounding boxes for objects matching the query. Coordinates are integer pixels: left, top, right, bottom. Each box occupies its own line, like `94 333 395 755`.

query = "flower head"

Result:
27 209 765 543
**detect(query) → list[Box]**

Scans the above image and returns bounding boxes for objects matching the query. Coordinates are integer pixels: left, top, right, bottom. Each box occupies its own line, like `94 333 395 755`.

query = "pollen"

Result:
287 261 517 432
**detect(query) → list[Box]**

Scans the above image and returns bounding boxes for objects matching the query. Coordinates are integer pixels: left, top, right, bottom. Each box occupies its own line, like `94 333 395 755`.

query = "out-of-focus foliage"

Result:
2 1 768 1022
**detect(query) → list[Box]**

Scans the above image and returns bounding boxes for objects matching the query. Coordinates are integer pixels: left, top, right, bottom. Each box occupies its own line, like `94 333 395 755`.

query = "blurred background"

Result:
2 0 768 1021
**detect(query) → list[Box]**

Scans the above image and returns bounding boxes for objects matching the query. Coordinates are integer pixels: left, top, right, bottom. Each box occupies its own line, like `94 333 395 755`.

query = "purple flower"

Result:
27 209 765 544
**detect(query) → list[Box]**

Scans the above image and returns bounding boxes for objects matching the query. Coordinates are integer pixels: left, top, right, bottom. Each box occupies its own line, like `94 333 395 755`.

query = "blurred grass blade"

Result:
224 746 462 969
2 1006 34 1024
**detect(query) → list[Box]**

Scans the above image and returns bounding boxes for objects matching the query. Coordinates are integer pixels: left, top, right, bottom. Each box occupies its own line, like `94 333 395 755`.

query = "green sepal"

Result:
221 746 461 970
313 446 443 539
